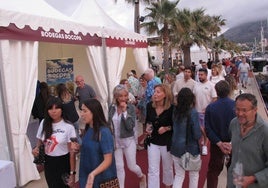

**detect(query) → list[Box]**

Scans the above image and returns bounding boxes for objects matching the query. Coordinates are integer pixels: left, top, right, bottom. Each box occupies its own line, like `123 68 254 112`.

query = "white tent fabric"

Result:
86 46 109 110
133 48 149 73
106 47 127 103
0 0 102 36
70 0 148 103
71 0 147 42
0 40 40 185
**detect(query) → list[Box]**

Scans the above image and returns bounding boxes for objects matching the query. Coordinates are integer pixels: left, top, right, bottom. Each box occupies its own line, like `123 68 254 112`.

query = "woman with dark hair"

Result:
170 88 201 188
32 96 77 188
31 81 50 122
77 98 117 188
57 83 81 144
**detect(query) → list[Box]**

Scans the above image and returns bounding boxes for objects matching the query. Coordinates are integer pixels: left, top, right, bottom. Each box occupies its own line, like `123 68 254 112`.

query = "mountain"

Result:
221 19 268 44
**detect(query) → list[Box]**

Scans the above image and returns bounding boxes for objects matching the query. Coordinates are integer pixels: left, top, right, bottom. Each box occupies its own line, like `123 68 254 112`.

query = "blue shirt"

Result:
145 78 160 103
79 127 117 188
205 97 235 144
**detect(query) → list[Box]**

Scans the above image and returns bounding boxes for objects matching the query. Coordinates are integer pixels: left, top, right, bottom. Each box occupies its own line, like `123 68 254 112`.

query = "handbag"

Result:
99 177 120 188
179 113 201 171
143 135 151 150
33 144 45 164
179 152 201 171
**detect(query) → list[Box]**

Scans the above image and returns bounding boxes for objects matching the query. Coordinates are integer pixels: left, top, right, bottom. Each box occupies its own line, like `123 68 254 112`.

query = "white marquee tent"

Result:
0 0 148 186
70 0 149 105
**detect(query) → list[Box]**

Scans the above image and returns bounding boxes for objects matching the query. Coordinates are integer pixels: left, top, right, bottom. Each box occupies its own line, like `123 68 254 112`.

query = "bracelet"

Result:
70 171 76 175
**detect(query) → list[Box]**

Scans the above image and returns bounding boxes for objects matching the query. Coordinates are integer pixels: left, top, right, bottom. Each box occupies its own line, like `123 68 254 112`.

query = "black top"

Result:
32 94 47 122
146 102 173 150
62 97 79 123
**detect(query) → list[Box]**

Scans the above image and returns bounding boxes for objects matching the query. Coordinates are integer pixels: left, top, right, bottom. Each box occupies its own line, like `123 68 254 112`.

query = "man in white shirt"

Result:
193 68 217 155
201 61 212 79
173 66 196 103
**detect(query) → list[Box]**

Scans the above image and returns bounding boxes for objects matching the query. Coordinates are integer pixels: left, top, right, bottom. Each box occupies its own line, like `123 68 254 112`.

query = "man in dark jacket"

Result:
205 80 236 188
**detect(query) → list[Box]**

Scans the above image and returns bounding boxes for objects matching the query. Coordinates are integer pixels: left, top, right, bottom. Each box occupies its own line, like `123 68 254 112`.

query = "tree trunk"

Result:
215 51 219 62
162 26 170 73
182 45 191 67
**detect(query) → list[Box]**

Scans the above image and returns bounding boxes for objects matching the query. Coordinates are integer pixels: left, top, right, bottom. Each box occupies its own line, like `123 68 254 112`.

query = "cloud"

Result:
178 0 268 28
45 0 268 30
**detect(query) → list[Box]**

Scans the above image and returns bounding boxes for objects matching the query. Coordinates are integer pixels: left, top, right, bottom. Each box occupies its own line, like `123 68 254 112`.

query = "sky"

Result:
45 0 268 33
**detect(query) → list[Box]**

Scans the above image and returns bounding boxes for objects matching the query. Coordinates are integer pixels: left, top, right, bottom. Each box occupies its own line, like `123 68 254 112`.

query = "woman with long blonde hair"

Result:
146 84 174 188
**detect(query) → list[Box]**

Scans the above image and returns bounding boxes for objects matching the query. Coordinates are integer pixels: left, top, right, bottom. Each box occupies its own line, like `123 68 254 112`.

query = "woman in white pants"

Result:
171 88 202 188
108 84 146 188
145 84 174 188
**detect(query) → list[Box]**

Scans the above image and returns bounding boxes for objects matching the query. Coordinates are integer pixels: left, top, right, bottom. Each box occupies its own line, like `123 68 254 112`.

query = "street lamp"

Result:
134 0 140 33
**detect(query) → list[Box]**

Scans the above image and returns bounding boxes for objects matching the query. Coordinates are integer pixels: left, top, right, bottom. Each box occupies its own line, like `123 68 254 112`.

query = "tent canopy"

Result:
71 0 147 47
0 0 147 47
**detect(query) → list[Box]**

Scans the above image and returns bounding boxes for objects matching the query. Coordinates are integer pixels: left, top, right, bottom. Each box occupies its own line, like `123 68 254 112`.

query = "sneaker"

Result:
139 174 147 188
202 145 208 155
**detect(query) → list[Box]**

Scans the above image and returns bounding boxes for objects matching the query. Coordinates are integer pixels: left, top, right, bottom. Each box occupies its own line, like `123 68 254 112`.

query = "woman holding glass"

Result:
170 88 201 188
32 96 77 187
145 84 174 188
108 84 146 188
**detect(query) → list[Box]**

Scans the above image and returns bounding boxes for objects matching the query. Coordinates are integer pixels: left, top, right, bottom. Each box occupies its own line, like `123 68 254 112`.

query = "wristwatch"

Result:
70 171 76 175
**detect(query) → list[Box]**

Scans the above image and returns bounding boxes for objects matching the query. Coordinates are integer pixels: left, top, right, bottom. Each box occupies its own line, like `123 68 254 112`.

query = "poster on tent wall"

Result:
46 58 74 96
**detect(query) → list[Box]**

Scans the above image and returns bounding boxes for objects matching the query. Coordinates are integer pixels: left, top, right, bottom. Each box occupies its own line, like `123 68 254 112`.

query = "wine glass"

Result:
233 162 244 188
146 122 153 136
224 142 232 165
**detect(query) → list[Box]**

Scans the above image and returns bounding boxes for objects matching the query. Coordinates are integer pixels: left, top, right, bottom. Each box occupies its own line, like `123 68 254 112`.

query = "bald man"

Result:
75 75 96 109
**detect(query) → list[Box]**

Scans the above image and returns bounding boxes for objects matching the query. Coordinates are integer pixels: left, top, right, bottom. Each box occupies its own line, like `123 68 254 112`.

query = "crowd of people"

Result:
31 56 268 188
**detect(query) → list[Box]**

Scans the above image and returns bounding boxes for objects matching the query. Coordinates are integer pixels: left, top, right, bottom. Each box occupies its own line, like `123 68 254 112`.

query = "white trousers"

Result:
114 139 143 188
147 143 174 188
172 156 199 188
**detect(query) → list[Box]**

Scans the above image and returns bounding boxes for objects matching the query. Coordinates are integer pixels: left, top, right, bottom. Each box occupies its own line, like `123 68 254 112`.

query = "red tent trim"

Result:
106 37 148 48
0 23 102 46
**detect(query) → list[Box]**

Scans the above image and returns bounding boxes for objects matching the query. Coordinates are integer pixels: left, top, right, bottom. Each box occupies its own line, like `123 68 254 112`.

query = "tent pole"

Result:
102 38 111 105
0 68 18 187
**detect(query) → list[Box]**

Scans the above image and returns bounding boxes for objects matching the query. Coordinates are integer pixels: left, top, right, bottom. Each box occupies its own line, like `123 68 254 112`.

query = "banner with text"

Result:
46 58 74 95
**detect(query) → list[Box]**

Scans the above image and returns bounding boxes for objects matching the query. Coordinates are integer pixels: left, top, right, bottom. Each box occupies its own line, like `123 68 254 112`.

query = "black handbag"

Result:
33 144 45 164
143 135 151 150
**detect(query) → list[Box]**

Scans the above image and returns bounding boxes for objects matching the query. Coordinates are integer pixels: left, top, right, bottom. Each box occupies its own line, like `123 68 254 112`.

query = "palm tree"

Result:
171 8 211 66
141 0 180 73
207 15 226 61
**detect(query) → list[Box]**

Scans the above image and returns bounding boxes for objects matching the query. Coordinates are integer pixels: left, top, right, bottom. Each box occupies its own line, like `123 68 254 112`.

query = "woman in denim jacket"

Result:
108 84 146 188
170 88 202 188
